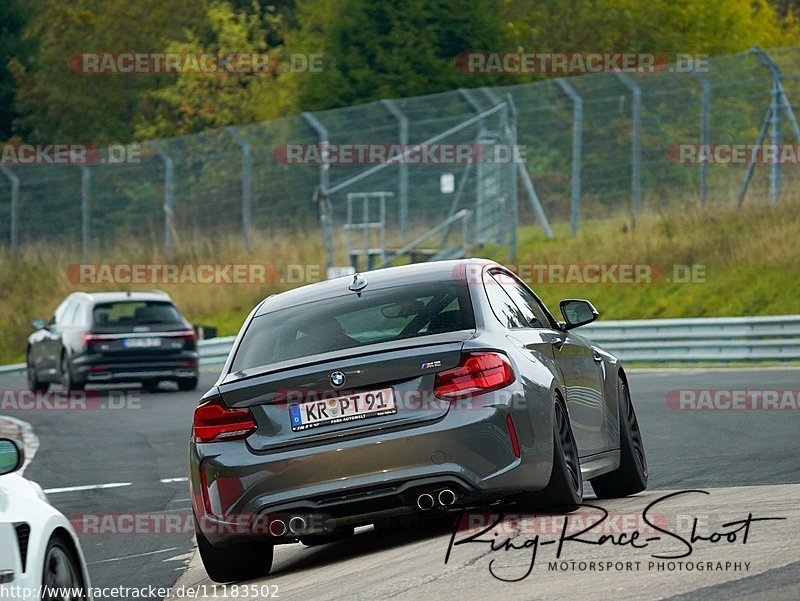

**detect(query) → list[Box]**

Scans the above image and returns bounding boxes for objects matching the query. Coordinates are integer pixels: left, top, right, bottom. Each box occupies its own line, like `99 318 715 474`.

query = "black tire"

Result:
41 534 87 601
27 354 49 393
142 380 161 393
196 530 274 583
519 398 583 512
177 377 198 392
590 378 648 498
60 354 84 391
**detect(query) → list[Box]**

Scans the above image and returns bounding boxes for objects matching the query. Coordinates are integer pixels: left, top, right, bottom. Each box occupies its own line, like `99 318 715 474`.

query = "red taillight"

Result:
433 352 515 400
82 333 112 346
506 414 521 458
174 328 196 341
193 399 256 443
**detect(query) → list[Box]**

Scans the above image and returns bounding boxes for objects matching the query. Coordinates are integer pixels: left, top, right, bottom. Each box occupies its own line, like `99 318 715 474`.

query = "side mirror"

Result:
0 439 24 476
559 299 599 330
31 318 46 330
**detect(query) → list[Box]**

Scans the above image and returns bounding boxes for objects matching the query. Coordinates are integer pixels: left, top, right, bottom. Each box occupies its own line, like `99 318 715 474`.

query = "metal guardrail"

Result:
0 315 798 375
0 337 238 375
197 337 236 366
580 315 800 362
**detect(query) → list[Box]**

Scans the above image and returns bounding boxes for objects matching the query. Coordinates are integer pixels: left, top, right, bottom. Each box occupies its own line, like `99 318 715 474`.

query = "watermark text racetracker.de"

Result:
70 510 332 538
0 389 141 411
455 52 709 74
1 143 142 165
460 262 707 285
667 143 800 164
667 389 800 411
66 263 322 285
272 142 527 165
70 51 323 75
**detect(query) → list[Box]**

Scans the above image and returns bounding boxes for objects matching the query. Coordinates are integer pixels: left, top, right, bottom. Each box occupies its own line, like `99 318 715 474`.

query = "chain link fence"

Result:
2 46 800 268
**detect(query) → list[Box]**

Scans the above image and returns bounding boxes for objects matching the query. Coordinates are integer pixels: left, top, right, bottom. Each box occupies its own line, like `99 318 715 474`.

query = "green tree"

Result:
286 0 510 111
0 0 31 139
502 0 799 68
134 1 292 139
11 0 205 144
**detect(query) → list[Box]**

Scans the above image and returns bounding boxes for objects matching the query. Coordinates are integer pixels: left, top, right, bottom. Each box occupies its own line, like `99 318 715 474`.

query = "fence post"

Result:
149 142 175 259
769 75 782 206
615 73 642 224
736 109 771 208
692 70 711 208
555 78 583 234
504 94 519 259
302 112 334 273
481 87 553 240
460 88 488 244
225 127 253 252
80 166 91 261
737 47 800 208
380 99 409 238
750 47 800 206
0 165 19 255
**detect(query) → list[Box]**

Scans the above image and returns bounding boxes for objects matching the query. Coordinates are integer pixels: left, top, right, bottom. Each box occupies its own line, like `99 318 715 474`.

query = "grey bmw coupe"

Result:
189 258 647 582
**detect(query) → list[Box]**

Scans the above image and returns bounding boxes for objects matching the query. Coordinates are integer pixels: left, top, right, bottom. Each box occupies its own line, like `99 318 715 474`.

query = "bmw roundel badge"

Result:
330 371 346 387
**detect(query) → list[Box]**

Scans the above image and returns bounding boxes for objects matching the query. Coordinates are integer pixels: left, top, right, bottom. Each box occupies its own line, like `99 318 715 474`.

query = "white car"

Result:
0 438 91 601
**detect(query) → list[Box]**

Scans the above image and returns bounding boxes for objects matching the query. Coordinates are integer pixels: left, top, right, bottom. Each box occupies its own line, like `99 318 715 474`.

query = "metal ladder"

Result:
345 192 392 271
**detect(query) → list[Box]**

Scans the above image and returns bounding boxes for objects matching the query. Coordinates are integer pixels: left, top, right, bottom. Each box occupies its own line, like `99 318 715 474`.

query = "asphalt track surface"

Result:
1 367 799 600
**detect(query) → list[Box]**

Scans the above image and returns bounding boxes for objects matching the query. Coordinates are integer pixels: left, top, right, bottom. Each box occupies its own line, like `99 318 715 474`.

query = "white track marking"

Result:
87 547 181 565
160 477 188 483
162 551 195 563
44 482 132 494
629 366 800 373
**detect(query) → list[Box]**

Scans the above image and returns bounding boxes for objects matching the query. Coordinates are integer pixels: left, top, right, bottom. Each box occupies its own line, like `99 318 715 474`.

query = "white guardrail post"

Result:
1 315 800 375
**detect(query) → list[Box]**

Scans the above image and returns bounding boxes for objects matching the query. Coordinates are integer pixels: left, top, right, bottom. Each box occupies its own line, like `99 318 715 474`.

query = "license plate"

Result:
123 337 161 348
290 388 396 431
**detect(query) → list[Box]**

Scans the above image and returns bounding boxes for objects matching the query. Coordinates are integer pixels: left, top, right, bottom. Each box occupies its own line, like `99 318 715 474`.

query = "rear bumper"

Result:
73 352 198 383
190 400 554 546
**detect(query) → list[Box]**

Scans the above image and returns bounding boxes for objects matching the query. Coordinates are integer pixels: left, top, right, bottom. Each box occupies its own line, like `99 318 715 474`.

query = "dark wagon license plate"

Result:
122 337 161 348
289 388 396 431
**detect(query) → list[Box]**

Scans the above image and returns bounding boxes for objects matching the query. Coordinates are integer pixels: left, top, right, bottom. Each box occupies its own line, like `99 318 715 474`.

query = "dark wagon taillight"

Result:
193 398 256 443
173 328 197 350
433 352 515 400
81 332 114 350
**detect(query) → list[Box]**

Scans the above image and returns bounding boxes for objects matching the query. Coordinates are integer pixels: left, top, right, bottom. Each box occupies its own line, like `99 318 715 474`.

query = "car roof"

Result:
69 290 173 305
255 258 498 316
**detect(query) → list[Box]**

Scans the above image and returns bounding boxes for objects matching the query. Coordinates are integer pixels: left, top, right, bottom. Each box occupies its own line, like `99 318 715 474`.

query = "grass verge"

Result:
1 201 798 365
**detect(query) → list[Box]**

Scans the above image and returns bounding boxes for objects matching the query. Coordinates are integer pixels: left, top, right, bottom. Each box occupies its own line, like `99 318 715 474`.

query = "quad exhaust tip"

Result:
288 516 307 534
416 493 435 511
438 489 456 507
268 519 287 537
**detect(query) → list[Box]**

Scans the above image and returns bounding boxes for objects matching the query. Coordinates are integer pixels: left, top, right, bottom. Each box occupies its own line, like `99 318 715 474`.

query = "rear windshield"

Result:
231 282 474 372
92 301 183 327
